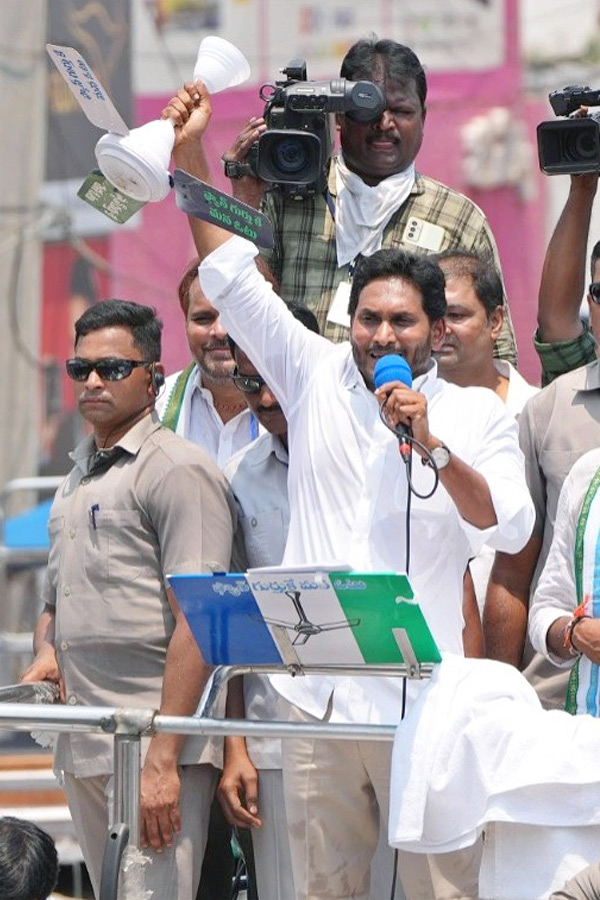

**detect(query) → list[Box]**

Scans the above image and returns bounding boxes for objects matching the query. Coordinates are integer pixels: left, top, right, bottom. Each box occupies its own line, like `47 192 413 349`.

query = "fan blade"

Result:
46 44 129 135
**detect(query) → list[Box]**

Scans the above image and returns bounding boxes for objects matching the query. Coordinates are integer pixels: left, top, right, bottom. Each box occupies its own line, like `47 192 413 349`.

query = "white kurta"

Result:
529 447 600 666
156 363 259 467
199 236 535 724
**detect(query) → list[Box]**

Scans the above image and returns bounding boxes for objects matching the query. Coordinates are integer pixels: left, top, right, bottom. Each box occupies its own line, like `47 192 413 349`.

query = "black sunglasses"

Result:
66 357 152 382
589 282 600 304
231 366 266 395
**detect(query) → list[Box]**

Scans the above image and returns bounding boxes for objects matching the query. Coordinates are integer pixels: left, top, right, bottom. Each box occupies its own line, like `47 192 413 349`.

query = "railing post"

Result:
110 708 155 850
113 732 141 846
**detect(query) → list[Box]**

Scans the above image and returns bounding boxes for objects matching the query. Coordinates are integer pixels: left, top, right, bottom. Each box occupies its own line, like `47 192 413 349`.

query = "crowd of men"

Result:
16 34 600 900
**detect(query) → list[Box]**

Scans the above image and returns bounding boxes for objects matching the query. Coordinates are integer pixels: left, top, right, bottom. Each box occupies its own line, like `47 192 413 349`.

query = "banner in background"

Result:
46 0 131 182
39 241 110 476
220 0 505 80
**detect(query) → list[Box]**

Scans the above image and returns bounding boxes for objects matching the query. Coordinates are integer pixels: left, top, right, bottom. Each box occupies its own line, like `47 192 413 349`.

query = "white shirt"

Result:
224 432 290 768
199 236 535 724
496 359 539 419
156 363 259 467
469 360 539 608
529 447 600 666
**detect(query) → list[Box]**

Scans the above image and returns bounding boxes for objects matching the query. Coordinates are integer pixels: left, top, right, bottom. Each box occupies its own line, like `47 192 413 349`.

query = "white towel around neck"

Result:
334 155 415 267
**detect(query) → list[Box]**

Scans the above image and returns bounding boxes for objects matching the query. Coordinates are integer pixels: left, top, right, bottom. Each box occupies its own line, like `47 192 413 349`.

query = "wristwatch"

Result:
424 442 451 470
223 159 252 179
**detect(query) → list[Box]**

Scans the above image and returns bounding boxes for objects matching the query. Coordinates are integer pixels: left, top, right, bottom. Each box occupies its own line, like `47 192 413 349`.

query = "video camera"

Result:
537 85 600 175
226 59 386 198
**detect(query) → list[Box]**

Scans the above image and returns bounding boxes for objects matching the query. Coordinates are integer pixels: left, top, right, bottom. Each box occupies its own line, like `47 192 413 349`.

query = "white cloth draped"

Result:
389 654 600 898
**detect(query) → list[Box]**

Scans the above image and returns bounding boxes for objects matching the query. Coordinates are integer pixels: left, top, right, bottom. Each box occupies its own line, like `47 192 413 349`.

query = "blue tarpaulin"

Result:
3 500 52 549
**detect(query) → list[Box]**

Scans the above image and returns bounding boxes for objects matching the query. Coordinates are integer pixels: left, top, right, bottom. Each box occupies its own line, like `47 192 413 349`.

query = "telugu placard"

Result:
173 169 274 249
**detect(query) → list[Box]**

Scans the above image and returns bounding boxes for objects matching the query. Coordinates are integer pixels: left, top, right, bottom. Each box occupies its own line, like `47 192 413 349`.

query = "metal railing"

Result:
0 661 432 898
0 662 430 842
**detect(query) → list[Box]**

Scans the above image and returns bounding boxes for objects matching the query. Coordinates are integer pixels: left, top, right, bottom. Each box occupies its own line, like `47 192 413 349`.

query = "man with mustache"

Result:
164 74 535 898
21 299 235 899
156 260 269 897
224 36 517 363
434 251 537 415
156 259 260 467
433 250 538 614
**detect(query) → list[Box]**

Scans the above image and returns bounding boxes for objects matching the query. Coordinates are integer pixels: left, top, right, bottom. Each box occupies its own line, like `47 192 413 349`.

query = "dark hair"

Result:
178 256 281 316
228 301 320 356
348 249 446 322
74 299 162 361
0 817 59 900
591 241 600 279
178 257 201 316
283 302 320 334
434 251 503 319
340 37 427 112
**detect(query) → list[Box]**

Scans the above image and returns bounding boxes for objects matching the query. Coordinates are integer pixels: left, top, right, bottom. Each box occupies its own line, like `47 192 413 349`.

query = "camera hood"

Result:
537 116 600 175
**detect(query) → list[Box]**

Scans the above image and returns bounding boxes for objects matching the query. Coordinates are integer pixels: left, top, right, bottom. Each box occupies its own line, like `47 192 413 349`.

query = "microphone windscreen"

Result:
373 354 413 390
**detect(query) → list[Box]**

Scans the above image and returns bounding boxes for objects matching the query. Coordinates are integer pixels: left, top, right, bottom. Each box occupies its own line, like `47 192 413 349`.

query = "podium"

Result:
168 568 440 715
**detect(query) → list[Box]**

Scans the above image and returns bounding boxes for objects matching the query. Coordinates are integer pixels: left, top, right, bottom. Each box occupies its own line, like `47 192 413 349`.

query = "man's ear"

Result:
489 306 504 341
431 317 446 352
148 362 166 397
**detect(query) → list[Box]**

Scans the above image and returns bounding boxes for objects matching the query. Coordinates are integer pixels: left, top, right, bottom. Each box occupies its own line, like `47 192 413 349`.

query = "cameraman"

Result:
224 36 517 362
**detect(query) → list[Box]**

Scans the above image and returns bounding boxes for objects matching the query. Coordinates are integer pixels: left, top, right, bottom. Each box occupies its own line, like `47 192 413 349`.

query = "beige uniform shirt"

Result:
44 412 235 776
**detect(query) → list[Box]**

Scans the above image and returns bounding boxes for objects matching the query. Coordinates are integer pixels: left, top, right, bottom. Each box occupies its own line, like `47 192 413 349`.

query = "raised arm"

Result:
534 173 599 384
163 80 232 260
537 173 598 344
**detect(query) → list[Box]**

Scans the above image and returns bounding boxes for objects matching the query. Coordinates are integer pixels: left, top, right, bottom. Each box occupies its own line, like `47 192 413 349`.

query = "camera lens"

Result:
269 136 310 174
538 118 600 174
565 130 598 161
257 129 322 187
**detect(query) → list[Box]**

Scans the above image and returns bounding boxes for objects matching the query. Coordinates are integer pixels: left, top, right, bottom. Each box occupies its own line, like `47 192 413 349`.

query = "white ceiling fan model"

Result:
46 37 251 204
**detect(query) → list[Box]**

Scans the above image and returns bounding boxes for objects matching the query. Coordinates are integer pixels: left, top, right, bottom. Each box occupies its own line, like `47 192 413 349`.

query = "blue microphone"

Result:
373 354 412 390
373 354 413 459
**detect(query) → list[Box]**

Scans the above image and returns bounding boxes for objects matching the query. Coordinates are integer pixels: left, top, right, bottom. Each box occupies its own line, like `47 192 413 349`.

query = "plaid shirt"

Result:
261 156 517 363
534 323 597 386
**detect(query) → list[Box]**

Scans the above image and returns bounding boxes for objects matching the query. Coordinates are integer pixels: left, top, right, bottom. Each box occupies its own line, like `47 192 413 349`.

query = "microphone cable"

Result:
378 403 440 502
373 355 440 899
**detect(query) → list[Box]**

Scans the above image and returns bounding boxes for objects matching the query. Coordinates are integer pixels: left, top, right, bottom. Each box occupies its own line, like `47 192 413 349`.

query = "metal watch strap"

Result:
424 442 451 470
223 159 253 179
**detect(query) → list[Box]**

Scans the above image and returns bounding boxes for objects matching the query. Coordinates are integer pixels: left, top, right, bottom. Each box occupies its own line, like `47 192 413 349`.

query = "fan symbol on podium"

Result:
261 590 361 646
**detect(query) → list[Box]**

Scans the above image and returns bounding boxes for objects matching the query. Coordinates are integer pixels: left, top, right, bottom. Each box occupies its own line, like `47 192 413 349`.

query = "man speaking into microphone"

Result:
167 81 534 900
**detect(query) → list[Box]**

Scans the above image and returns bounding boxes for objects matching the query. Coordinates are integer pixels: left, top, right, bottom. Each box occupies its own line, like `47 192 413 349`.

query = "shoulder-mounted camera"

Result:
537 85 600 175
226 59 386 198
